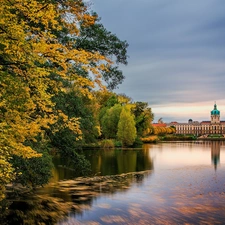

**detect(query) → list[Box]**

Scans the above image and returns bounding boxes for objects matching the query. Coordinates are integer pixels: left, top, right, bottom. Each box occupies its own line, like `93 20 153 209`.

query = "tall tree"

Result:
132 102 154 136
101 104 122 139
98 94 119 130
117 107 137 146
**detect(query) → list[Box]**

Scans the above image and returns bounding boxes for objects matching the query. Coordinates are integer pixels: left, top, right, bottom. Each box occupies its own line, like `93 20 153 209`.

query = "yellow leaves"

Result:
0 157 14 201
140 136 159 143
58 111 69 123
11 144 41 159
12 0 61 31
1 0 111 88
53 110 82 141
95 125 102 137
0 0 117 200
72 76 94 98
67 118 82 140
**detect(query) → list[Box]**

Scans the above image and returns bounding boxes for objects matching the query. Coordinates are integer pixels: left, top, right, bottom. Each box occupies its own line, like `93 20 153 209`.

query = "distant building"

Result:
152 118 167 128
167 104 225 135
152 123 167 127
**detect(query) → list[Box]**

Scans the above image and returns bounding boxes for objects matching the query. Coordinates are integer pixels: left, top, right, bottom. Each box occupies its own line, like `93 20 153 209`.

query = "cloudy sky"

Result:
91 0 225 122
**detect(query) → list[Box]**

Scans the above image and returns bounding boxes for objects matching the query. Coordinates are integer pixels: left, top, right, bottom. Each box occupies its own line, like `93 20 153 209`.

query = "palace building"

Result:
167 104 225 135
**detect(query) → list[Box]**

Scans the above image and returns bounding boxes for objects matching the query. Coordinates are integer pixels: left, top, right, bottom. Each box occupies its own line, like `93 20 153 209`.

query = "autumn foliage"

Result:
153 127 176 135
0 0 116 200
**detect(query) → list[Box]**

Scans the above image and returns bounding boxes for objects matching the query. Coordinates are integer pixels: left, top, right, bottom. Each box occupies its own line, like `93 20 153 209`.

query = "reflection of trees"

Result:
1 170 152 225
51 153 91 181
85 148 153 176
51 148 154 180
0 194 71 225
54 170 153 217
1 148 154 224
211 141 221 170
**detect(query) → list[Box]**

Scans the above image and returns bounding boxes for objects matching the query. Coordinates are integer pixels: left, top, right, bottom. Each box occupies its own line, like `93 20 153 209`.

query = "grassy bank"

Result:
83 137 144 149
83 134 198 148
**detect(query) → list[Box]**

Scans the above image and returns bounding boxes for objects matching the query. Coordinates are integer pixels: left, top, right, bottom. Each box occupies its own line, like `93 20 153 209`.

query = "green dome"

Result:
211 104 220 115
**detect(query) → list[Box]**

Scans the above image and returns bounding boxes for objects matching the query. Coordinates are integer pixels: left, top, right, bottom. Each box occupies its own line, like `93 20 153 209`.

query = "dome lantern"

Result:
211 103 220 115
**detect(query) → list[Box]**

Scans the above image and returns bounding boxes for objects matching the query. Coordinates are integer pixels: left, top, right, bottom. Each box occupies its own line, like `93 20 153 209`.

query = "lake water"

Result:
3 141 225 224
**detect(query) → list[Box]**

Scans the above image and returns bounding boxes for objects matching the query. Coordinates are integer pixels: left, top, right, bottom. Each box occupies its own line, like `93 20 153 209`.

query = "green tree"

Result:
99 94 119 135
51 90 99 144
132 102 154 136
11 143 53 188
101 104 122 138
117 107 137 146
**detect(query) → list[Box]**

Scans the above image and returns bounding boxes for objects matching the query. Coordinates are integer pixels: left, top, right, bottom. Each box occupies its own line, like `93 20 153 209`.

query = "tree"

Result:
117 107 137 146
51 89 99 144
117 93 132 105
101 104 122 139
132 102 154 136
11 142 53 188
0 0 128 199
98 94 119 132
75 15 129 90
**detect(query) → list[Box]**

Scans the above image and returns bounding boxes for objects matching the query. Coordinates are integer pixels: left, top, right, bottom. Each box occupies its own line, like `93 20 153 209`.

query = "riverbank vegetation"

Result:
141 134 197 143
0 0 156 200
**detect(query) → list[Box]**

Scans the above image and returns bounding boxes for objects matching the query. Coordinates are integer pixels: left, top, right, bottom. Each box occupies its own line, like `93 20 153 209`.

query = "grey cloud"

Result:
92 0 225 120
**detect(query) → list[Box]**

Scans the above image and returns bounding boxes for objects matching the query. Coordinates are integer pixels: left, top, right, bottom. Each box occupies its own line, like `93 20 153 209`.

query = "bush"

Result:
140 136 159 143
101 139 114 148
11 151 53 188
113 140 122 147
132 137 143 147
162 134 196 141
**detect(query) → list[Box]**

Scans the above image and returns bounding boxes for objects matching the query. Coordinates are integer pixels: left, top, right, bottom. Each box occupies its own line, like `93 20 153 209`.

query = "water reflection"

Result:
2 142 225 225
86 148 153 176
0 194 72 225
0 170 152 225
1 147 154 225
211 141 220 170
52 148 153 181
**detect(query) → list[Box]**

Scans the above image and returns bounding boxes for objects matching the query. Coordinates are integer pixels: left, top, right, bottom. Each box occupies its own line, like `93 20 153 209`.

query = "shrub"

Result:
140 136 159 143
132 137 143 147
114 140 122 147
101 139 114 148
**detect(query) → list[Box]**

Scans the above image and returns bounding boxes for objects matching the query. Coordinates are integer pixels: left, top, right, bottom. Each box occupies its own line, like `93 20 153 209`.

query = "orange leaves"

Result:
82 14 97 27
140 136 159 143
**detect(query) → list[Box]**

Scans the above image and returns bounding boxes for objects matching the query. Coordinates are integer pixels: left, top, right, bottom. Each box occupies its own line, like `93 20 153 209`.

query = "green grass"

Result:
208 134 223 138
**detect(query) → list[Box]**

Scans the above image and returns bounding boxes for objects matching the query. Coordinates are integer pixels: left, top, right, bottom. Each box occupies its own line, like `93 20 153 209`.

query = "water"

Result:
3 141 225 224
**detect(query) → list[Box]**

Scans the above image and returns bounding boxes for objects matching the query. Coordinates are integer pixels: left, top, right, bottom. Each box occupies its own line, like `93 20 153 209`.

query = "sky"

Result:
91 0 225 122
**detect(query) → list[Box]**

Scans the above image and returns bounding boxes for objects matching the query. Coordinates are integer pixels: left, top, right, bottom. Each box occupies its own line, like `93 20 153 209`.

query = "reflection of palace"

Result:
211 141 220 170
167 104 225 135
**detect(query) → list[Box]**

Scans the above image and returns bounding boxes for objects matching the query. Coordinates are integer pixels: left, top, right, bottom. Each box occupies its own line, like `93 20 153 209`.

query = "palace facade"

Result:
167 104 225 135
